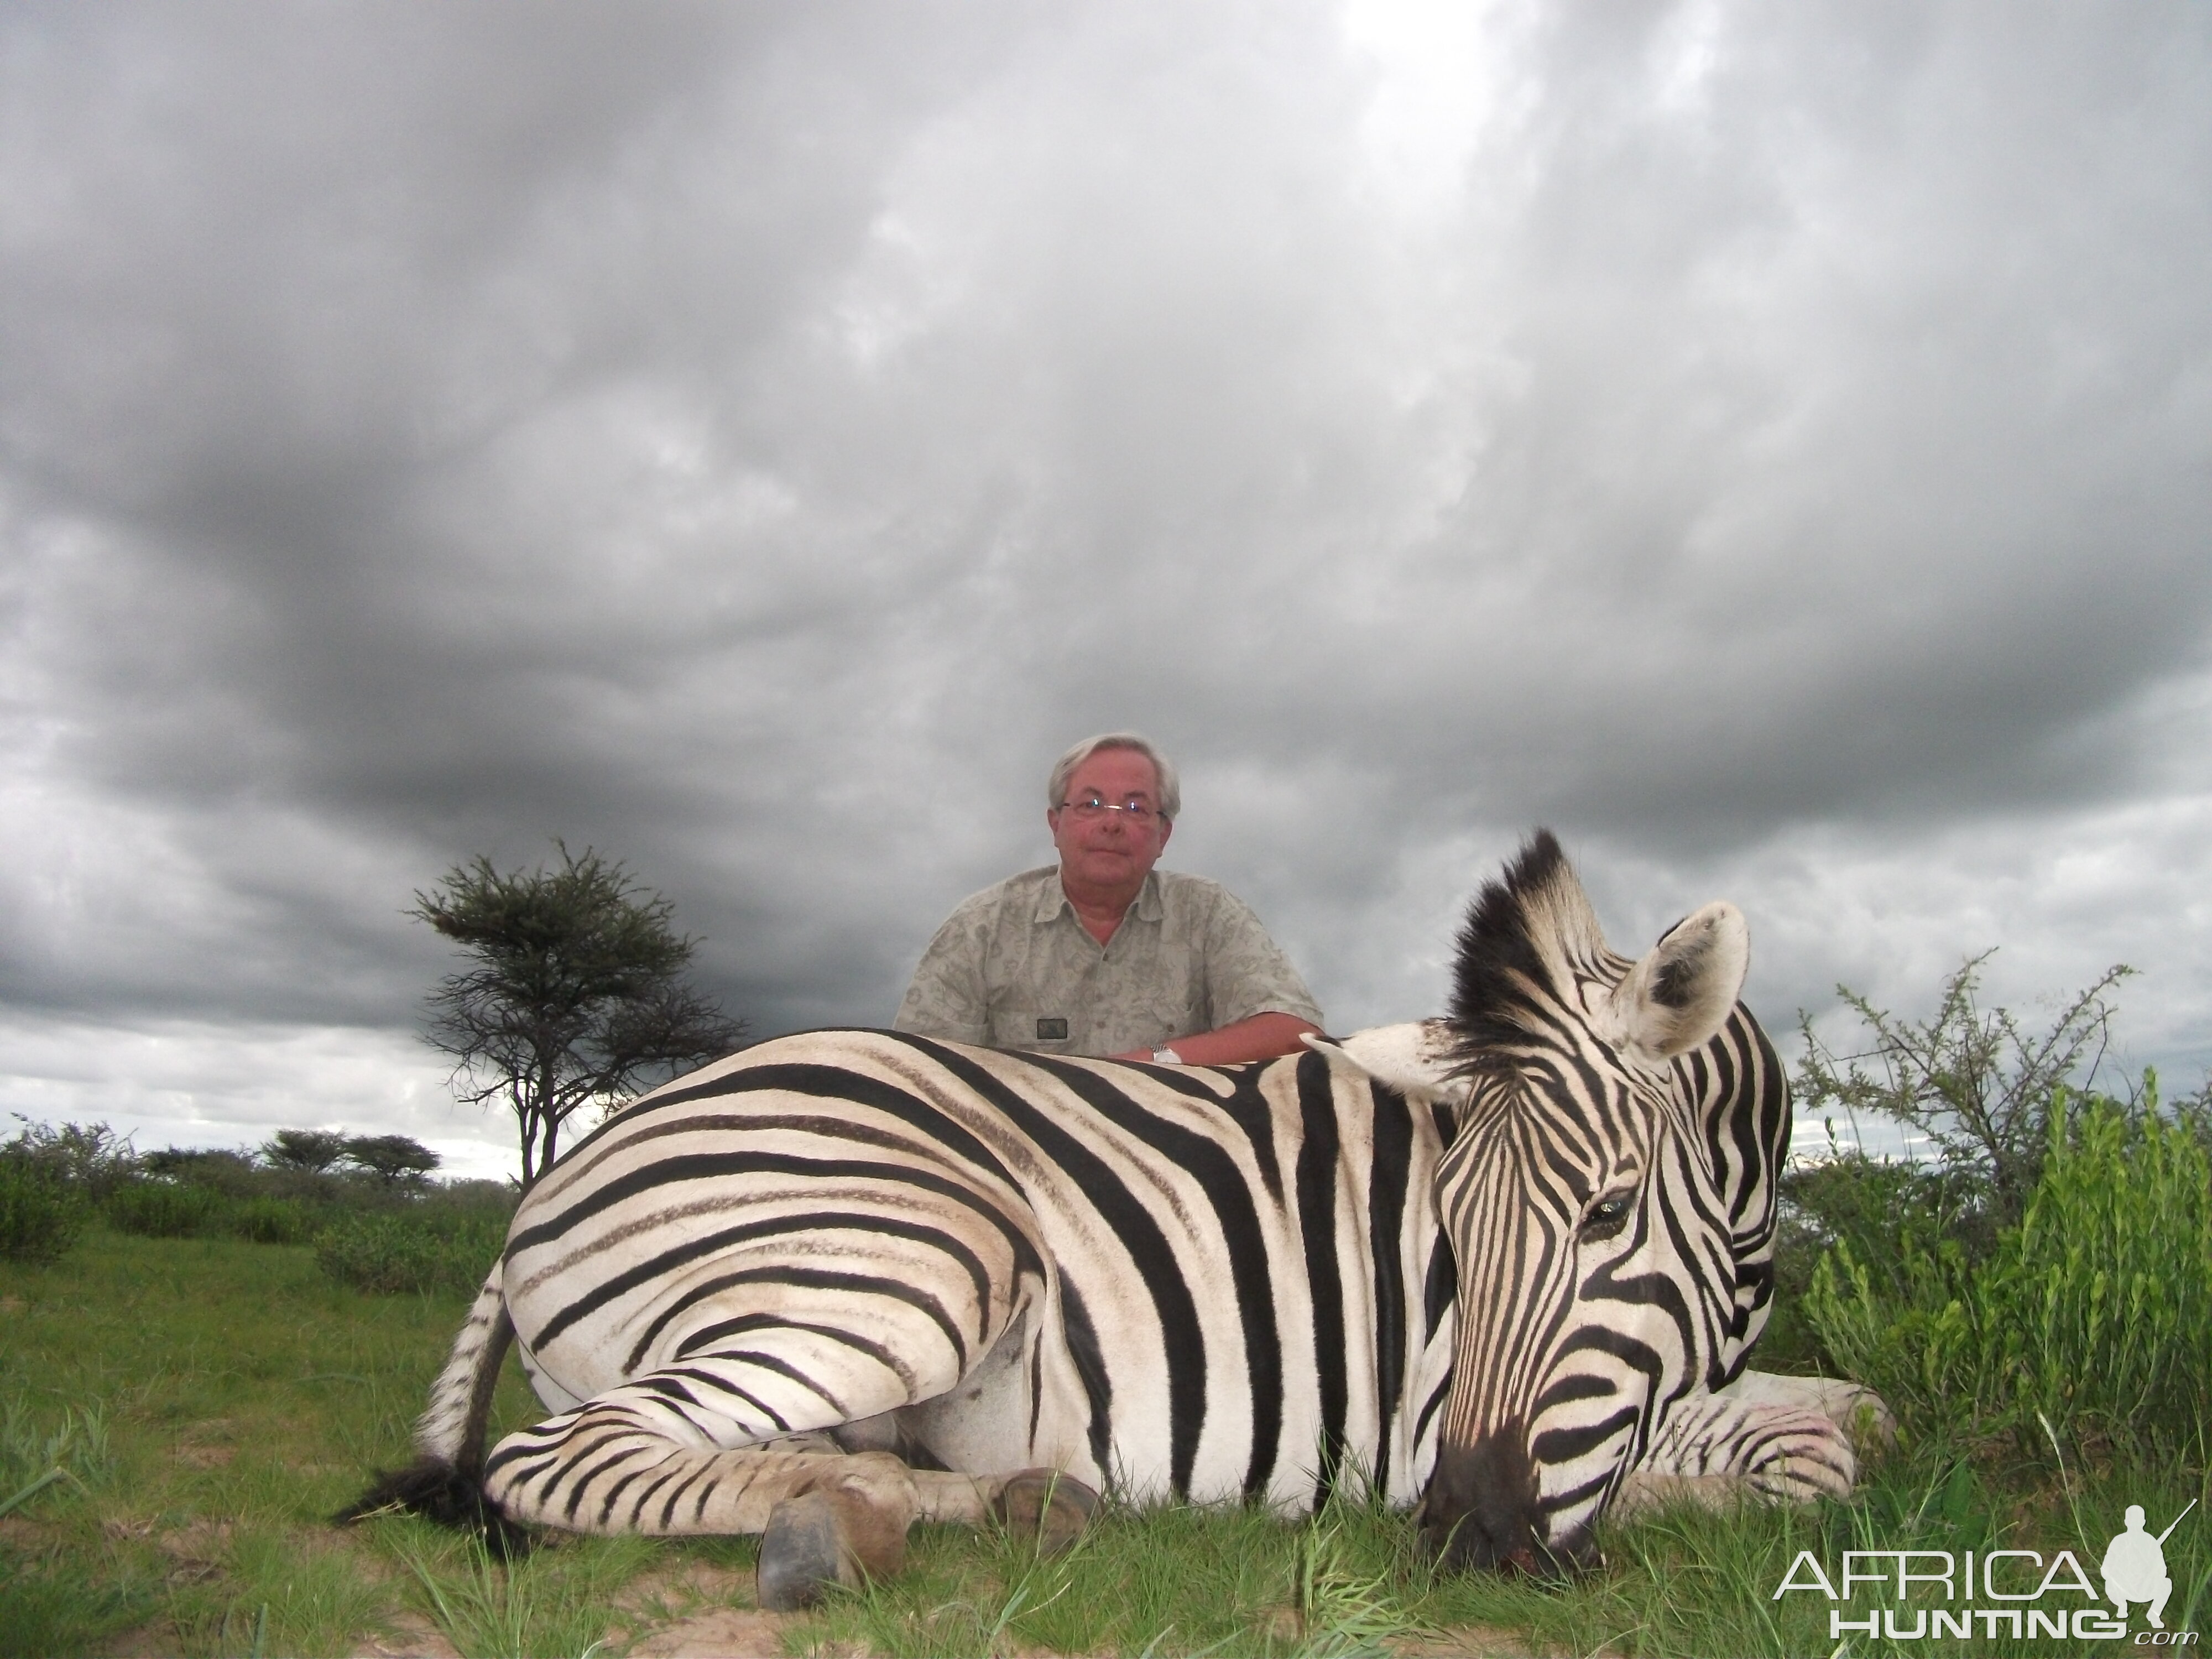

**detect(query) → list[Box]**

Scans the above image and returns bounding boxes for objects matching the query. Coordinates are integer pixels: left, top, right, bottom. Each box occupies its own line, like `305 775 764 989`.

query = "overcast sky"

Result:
3 1 2208 1178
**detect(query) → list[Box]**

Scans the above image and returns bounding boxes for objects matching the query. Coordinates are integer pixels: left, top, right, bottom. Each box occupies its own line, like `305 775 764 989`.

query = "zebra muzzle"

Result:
1418 1428 1574 1577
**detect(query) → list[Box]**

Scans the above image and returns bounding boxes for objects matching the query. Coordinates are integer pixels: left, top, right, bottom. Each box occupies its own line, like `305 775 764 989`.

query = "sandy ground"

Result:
63 1521 1548 1657
326 1604 1544 1658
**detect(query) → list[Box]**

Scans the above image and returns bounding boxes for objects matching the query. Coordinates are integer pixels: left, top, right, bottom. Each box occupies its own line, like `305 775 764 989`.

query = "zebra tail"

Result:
336 1265 529 1555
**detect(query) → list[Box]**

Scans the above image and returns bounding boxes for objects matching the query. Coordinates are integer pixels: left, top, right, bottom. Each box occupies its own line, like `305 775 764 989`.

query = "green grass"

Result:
4 1226 2204 1656
314 1206 512 1296
0 1227 684 1658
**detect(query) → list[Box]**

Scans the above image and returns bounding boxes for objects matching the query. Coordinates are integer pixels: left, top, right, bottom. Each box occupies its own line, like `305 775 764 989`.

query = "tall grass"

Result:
314 1203 510 1296
103 1176 237 1239
0 1158 88 1264
391 1527 657 1658
1808 1087 2212 1455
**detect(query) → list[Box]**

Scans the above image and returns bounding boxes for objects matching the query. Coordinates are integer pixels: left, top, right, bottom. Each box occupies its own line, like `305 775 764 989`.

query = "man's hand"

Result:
1110 1011 1322 1066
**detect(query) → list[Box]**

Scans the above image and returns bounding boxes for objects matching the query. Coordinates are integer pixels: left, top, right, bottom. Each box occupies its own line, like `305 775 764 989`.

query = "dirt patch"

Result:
627 1606 794 1656
101 1617 192 1659
175 1420 239 1468
155 1516 233 1562
347 1610 465 1659
610 1560 786 1656
1 1294 25 1314
1389 1628 1551 1657
153 1516 235 1587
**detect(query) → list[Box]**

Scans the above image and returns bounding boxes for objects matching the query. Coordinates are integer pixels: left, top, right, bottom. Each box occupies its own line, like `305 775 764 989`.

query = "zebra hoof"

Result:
757 1490 858 1611
994 1469 1099 1556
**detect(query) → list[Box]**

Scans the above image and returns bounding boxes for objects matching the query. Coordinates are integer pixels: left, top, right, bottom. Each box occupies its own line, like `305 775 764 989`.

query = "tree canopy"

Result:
413 843 745 1187
261 1128 350 1173
339 1133 442 1190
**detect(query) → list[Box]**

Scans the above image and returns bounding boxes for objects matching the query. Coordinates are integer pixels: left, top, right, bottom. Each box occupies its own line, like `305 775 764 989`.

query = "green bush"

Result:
1807 1087 2212 1457
231 1194 319 1245
3 1118 142 1199
103 1178 232 1239
315 1209 509 1296
142 1146 265 1199
1763 1138 1983 1371
0 1157 90 1263
1794 955 2133 1230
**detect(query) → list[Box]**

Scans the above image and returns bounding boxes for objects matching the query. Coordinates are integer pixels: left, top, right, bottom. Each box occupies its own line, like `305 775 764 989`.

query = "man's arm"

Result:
1108 881 1325 1063
893 903 994 1046
1109 1010 1321 1065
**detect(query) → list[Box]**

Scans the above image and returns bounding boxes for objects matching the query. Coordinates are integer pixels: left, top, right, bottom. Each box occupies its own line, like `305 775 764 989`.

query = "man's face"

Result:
1049 747 1173 898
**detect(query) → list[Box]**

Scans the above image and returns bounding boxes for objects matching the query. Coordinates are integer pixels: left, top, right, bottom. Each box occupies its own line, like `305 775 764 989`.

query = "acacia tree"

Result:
1793 951 2135 1229
261 1128 350 1173
413 843 745 1188
341 1133 442 1190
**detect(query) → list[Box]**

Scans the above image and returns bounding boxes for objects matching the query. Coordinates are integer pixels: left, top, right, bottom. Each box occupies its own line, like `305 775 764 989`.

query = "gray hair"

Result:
1047 732 1181 822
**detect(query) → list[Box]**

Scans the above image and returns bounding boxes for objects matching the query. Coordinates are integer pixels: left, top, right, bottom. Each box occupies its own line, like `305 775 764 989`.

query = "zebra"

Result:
348 831 1876 1601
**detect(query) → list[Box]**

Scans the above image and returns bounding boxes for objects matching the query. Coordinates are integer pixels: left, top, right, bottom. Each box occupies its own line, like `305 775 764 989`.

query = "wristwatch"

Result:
1151 1046 1182 1065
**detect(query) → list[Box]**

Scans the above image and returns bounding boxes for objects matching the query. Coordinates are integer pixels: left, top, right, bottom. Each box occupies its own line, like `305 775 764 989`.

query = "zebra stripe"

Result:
356 830 1870 1580
1411 832 1854 1569
471 1035 1454 1532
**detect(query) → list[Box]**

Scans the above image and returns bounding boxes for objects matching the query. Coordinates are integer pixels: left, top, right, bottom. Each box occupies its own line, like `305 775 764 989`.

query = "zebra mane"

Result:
1445 830 1619 1057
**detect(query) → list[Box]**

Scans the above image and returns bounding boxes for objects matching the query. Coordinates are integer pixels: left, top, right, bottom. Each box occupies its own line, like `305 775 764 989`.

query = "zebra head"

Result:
1420 831 1753 1574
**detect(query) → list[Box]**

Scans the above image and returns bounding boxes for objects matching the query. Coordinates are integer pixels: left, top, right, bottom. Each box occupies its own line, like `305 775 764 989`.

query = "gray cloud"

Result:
2 0 2208 1171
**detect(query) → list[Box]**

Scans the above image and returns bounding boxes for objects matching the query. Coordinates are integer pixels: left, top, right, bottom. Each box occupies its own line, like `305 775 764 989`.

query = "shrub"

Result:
0 1157 90 1263
4 1118 141 1199
1807 1086 2212 1458
315 1209 509 1296
1794 954 2132 1230
232 1195 319 1245
425 1177 521 1218
103 1178 232 1239
142 1146 268 1199
1763 1144 1975 1371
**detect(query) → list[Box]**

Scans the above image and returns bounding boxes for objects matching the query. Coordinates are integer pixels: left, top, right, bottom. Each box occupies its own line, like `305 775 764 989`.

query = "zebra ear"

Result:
1600 901 1749 1067
1303 1021 1468 1104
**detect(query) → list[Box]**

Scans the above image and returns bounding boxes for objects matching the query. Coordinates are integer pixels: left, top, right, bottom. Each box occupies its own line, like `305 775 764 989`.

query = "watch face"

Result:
1035 1017 1068 1041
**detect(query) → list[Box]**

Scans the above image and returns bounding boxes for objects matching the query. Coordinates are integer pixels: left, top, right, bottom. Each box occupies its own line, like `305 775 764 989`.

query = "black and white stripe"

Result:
359 830 1866 1571
474 1031 1457 1533
1407 831 1858 1569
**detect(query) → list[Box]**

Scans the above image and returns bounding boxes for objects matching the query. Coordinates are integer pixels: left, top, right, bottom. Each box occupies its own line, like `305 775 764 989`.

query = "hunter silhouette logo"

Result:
1771 1498 2199 1643
2105 1500 2194 1631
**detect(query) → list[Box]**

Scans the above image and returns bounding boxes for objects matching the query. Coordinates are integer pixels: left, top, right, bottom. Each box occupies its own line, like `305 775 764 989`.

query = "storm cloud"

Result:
3 1 2208 1174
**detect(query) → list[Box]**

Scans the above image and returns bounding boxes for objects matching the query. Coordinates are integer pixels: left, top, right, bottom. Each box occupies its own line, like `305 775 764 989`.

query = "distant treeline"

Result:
0 1118 513 1295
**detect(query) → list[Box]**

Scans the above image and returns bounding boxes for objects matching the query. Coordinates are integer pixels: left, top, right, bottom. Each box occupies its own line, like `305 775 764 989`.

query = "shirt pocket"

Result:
990 1006 1073 1051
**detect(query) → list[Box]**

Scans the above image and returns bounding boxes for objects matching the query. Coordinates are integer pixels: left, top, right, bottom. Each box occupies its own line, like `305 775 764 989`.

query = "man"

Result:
895 733 1323 1062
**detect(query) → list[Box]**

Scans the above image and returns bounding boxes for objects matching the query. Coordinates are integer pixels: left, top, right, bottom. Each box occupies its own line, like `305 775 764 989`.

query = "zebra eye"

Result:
1580 1192 1634 1240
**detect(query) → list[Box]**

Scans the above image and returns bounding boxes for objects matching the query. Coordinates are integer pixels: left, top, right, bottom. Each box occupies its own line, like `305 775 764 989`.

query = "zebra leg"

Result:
481 1376 998 1539
993 1468 1102 1557
1717 1368 1893 1446
1613 1379 1864 1518
481 1375 1086 1609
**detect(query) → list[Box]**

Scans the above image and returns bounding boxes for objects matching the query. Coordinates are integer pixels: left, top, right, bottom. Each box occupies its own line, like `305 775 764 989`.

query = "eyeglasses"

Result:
1057 795 1164 823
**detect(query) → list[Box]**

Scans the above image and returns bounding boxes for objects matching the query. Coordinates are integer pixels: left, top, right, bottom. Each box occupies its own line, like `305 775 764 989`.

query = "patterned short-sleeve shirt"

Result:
893 866 1324 1057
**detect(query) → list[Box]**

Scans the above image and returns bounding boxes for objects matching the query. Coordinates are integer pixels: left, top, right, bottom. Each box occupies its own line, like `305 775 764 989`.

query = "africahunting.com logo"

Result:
1772 1500 2198 1644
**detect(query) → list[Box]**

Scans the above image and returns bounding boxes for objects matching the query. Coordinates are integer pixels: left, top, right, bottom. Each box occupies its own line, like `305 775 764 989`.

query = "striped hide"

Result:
352 830 1871 1583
